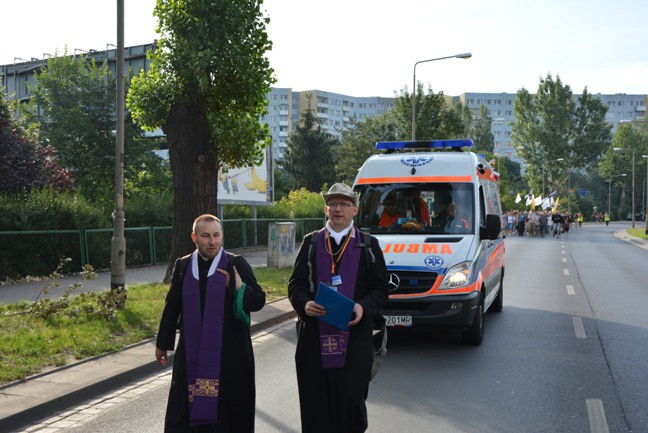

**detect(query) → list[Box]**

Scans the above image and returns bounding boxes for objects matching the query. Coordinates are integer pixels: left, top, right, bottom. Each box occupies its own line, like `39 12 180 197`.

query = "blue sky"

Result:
4 0 647 97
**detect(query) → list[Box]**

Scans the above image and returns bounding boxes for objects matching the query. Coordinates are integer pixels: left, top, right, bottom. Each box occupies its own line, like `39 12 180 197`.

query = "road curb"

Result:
0 356 169 433
0 298 296 433
614 229 648 251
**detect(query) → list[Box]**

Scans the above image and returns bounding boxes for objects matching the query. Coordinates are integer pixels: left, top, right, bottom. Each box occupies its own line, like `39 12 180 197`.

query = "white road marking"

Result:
564 269 570 276
567 285 575 295
586 398 610 433
562 258 567 262
573 317 587 339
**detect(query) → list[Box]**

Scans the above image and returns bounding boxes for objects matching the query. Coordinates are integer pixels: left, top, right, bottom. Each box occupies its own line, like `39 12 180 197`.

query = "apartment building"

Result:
262 88 395 160
2 43 645 164
1 43 155 103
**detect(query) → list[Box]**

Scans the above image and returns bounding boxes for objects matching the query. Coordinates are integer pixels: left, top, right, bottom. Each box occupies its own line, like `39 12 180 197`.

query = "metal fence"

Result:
0 218 324 280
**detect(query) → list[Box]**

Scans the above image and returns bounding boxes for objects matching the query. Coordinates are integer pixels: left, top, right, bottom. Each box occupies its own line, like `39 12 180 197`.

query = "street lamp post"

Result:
614 147 636 228
608 173 627 216
412 52 471 141
643 155 648 234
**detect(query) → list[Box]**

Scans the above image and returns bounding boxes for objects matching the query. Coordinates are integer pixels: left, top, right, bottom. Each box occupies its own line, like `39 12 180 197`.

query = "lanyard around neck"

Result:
326 229 352 275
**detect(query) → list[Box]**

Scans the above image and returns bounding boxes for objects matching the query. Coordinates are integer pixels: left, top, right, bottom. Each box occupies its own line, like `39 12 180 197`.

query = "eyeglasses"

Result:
327 202 355 209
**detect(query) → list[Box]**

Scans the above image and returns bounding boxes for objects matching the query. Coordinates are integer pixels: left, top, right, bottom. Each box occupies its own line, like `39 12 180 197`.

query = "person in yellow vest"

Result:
604 212 611 226
577 213 583 228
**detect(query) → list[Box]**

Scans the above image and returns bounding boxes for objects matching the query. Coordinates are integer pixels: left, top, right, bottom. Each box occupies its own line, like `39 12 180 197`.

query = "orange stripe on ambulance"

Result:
382 243 454 255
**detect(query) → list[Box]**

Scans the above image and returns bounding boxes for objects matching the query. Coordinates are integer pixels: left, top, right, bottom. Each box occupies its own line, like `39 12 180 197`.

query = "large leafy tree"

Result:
394 83 465 140
127 0 274 278
470 105 495 153
511 74 611 195
598 122 648 219
335 111 403 185
498 157 527 211
0 93 73 194
281 103 338 192
22 52 161 204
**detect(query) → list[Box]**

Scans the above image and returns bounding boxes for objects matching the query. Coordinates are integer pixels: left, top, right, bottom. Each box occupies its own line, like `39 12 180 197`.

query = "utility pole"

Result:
110 0 126 291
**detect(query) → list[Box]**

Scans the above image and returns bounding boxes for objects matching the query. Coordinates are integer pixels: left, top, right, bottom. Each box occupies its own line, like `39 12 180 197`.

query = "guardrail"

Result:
0 218 324 280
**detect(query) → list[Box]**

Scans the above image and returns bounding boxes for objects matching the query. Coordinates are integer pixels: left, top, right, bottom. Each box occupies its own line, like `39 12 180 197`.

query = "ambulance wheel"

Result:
462 299 484 345
491 276 504 313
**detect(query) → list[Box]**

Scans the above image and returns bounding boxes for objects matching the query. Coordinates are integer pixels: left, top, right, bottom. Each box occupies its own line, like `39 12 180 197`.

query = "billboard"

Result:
217 147 274 205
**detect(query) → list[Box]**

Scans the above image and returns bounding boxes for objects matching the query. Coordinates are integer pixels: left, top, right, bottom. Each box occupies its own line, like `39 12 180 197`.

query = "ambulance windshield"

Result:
355 183 474 235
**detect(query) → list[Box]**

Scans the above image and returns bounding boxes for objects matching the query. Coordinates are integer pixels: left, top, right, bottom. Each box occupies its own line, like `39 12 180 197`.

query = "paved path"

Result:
0 247 270 305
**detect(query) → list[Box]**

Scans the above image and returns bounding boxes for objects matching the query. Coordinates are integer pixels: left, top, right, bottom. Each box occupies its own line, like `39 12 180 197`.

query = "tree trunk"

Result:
163 103 218 283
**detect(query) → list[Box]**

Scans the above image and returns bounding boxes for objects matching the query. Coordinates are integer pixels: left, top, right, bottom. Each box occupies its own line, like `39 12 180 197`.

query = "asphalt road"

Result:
21 222 648 433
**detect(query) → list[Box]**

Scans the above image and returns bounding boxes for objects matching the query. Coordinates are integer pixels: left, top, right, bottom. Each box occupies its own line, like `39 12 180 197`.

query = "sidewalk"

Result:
615 228 648 251
0 247 270 305
0 248 298 433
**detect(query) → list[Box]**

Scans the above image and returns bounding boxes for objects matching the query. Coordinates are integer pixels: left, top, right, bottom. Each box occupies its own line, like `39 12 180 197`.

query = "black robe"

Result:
156 252 266 433
288 229 389 433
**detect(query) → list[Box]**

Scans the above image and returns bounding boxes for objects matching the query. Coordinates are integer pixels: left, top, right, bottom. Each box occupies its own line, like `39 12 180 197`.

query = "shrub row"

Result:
0 188 325 280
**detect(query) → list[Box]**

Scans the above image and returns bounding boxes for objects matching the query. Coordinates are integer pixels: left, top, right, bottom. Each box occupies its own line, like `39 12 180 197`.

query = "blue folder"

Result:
315 282 355 331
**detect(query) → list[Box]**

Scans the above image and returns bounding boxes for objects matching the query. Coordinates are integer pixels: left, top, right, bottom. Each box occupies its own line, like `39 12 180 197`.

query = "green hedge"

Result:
0 189 107 231
0 188 326 280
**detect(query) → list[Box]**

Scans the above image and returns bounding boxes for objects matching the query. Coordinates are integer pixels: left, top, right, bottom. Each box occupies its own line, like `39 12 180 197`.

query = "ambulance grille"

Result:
390 270 438 295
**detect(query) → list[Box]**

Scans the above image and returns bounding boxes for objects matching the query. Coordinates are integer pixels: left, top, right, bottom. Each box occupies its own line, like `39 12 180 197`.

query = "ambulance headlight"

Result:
439 262 472 290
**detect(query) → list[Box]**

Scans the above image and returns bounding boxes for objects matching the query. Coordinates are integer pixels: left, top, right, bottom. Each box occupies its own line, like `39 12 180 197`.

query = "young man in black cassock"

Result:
289 183 389 433
156 214 266 432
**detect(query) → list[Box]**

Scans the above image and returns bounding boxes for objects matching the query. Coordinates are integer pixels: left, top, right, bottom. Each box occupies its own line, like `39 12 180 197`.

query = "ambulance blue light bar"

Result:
376 139 473 150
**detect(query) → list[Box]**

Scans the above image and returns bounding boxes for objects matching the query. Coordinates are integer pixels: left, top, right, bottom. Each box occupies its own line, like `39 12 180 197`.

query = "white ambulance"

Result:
353 139 505 344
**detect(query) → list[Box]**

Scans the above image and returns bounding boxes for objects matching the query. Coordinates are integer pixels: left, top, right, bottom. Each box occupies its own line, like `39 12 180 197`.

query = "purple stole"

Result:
315 227 361 369
182 250 229 427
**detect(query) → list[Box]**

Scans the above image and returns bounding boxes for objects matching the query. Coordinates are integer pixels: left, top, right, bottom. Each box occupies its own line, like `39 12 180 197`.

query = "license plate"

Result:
385 315 412 327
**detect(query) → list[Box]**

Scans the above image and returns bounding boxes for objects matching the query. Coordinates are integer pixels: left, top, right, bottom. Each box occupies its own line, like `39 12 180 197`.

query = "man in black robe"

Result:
156 214 266 432
289 183 389 433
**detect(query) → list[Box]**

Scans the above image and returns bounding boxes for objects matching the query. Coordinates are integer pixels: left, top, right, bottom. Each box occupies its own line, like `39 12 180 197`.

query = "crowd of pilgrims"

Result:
503 210 585 238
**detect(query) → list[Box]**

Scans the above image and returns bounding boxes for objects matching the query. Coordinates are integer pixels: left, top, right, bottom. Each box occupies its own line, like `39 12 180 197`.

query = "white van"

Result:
352 139 505 344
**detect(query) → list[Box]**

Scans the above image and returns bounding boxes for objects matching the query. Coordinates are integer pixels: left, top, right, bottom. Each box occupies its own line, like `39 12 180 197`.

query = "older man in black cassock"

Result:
289 183 389 433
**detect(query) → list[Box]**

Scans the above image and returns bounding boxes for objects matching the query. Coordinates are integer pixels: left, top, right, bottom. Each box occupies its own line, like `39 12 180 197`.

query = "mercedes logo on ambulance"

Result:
387 273 400 292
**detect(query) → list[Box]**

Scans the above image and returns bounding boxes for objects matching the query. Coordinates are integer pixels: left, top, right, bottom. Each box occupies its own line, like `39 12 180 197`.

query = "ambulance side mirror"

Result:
482 214 502 240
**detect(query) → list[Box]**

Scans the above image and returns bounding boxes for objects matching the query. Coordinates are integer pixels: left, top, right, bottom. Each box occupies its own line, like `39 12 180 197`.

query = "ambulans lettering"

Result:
382 243 454 255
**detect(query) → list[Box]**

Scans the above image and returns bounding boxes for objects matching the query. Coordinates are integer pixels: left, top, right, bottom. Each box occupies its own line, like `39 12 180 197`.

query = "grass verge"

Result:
0 266 291 385
627 227 648 240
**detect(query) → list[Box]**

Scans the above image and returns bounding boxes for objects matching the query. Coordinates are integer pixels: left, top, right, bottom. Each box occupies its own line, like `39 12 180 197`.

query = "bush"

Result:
124 190 173 227
259 188 324 219
0 188 108 231
0 187 326 279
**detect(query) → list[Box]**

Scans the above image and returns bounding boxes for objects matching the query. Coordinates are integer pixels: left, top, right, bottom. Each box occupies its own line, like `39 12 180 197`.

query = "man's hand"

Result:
216 268 231 286
348 303 364 326
233 265 243 289
155 347 168 367
304 300 325 317
216 265 243 289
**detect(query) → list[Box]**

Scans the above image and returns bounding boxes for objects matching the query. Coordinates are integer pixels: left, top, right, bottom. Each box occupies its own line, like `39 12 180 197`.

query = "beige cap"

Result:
321 183 357 204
